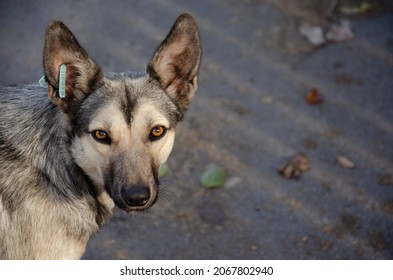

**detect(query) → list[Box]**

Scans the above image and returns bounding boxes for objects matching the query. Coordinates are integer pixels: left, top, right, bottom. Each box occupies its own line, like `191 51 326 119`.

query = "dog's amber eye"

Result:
149 126 167 141
92 130 111 144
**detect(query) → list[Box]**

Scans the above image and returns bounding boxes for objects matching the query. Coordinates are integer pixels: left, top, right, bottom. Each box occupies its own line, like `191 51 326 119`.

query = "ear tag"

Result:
59 64 67 99
38 76 47 87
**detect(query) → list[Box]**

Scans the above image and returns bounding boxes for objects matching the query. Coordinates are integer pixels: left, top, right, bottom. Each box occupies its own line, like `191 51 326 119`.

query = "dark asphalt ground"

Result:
0 0 392 259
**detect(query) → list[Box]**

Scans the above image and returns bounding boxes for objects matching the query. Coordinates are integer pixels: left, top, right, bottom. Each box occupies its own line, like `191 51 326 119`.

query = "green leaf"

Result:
159 163 170 177
200 163 226 189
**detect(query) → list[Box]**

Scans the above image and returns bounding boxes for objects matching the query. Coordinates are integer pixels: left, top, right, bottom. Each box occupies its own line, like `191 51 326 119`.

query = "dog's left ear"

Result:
43 21 103 113
148 13 202 120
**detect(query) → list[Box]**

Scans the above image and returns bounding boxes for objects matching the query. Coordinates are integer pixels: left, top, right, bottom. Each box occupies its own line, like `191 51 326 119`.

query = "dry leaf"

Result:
224 176 242 188
294 154 311 172
378 174 393 186
306 88 324 105
250 244 258 251
326 20 354 42
261 96 273 104
336 155 355 169
299 23 326 46
278 153 311 179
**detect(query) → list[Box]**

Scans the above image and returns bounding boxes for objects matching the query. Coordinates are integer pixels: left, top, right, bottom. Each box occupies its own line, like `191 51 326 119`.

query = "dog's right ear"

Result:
43 21 103 113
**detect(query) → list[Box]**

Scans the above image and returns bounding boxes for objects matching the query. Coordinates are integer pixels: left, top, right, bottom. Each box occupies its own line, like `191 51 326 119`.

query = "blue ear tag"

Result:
38 76 47 87
59 64 67 99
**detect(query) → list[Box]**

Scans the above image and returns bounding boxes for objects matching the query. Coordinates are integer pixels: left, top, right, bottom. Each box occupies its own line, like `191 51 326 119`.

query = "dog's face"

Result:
42 14 201 212
70 77 179 211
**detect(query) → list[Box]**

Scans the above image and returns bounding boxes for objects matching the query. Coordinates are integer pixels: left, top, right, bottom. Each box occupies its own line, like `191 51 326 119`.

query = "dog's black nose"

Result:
121 186 150 207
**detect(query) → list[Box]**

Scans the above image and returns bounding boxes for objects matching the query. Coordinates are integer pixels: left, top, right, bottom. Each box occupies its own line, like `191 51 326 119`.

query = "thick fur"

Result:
0 13 201 259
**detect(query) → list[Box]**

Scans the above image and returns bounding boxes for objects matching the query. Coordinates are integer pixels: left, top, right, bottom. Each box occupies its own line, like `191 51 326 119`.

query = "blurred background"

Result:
0 0 392 259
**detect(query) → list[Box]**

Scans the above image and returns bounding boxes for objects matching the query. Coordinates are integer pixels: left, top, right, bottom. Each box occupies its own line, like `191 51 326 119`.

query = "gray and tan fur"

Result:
0 13 201 259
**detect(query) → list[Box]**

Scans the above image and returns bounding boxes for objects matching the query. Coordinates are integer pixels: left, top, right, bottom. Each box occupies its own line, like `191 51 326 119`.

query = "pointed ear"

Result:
43 21 103 113
147 13 202 119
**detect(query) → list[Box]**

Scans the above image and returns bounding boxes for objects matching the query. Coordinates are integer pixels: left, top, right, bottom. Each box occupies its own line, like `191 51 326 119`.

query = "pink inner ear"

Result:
52 49 75 80
156 37 190 86
166 36 189 57
53 58 64 80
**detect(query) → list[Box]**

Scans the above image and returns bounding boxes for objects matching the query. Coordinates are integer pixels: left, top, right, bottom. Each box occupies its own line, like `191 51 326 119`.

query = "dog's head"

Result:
42 14 201 212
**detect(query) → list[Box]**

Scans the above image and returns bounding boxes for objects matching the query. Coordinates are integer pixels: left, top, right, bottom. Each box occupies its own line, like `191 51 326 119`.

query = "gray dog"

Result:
0 13 201 259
